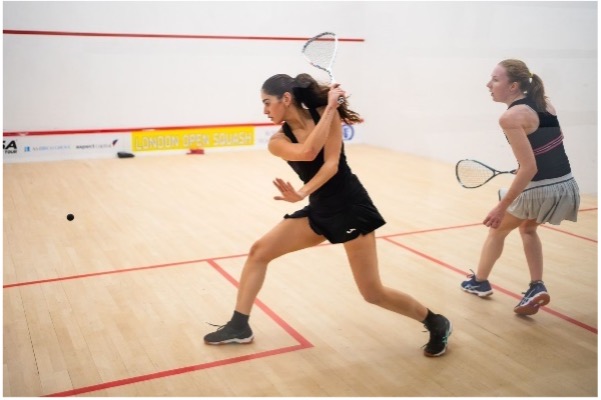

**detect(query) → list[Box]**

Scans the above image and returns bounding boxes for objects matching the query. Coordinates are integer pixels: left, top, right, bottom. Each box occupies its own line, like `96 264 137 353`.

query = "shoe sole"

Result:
514 293 550 315
204 335 254 345
424 321 453 357
462 287 493 297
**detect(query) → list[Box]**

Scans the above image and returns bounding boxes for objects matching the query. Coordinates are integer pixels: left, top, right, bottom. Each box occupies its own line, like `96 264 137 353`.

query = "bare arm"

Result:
483 107 538 228
273 114 343 202
268 86 345 161
498 108 538 207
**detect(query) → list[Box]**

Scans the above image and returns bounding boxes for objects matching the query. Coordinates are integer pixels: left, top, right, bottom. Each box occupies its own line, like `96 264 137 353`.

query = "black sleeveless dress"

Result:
503 98 579 224
281 108 385 243
508 98 571 181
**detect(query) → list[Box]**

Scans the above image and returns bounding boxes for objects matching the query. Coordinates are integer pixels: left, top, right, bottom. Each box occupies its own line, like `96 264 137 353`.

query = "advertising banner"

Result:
3 133 131 163
131 126 255 152
3 123 360 163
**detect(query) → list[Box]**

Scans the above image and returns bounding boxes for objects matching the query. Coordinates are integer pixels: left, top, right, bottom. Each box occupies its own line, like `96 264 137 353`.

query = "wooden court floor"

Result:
3 144 597 396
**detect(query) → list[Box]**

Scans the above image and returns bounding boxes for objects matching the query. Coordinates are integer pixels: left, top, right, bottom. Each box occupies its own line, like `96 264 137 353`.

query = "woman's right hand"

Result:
272 178 306 203
327 84 346 108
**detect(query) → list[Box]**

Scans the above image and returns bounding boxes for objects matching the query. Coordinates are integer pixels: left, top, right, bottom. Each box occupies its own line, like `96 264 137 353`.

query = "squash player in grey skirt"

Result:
461 59 580 315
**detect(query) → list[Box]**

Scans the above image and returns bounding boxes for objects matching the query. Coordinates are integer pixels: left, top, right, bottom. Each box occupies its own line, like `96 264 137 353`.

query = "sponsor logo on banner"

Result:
24 144 71 152
75 139 119 151
132 127 255 152
3 139 18 155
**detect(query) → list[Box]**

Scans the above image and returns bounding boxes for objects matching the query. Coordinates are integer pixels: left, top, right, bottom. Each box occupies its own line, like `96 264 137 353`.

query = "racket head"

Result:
455 159 496 188
301 31 338 83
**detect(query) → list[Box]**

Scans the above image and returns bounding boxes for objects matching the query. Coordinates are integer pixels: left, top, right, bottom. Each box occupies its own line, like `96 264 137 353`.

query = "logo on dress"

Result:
342 125 355 141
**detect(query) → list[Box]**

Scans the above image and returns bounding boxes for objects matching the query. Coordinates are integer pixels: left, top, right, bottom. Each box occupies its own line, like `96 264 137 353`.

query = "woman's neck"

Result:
285 107 312 129
506 93 526 106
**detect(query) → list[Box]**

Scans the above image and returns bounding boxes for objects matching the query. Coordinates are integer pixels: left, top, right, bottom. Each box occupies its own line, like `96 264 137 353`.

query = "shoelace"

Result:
421 327 448 351
521 281 545 296
206 322 227 330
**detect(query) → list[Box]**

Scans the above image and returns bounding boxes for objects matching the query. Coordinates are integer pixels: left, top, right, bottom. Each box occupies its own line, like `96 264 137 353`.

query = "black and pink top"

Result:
509 98 572 181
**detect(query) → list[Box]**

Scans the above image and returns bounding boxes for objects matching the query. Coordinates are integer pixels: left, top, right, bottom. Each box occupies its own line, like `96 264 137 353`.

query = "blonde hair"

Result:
499 59 548 111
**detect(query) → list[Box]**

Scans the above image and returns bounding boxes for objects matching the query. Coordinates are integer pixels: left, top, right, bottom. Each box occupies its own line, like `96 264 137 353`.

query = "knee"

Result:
248 239 274 264
359 286 385 305
488 226 513 240
519 222 539 237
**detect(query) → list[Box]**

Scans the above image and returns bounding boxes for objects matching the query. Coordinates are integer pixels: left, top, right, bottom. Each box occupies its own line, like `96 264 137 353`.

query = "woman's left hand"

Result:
273 178 306 202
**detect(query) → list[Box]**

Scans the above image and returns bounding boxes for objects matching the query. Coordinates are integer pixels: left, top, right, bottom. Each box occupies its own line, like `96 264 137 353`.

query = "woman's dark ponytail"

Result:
262 73 363 125
292 73 325 109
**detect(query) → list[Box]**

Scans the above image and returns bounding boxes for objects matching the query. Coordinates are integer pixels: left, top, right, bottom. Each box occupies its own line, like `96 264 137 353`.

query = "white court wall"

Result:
360 1 597 194
3 1 368 130
3 1 597 193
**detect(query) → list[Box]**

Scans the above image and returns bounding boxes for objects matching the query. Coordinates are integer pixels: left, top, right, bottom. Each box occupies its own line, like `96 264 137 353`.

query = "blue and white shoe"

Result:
461 270 493 297
514 281 550 315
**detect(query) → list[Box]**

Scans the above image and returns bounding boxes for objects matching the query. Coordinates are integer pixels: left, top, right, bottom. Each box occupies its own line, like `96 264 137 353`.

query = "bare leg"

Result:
519 219 543 281
343 232 428 322
475 212 525 281
235 217 325 315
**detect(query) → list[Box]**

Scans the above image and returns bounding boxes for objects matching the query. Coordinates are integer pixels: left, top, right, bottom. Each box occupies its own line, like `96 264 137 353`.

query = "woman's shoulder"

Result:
545 100 558 116
499 104 537 129
269 128 287 140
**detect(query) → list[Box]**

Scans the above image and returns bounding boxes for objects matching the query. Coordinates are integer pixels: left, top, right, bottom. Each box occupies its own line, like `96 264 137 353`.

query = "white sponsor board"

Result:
3 133 132 163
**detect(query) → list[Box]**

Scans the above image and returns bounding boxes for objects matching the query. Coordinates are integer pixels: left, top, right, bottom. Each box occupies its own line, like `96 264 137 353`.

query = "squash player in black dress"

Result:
204 73 452 357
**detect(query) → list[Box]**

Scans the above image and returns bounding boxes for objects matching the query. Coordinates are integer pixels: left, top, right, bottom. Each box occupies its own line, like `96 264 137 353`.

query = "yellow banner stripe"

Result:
132 126 255 152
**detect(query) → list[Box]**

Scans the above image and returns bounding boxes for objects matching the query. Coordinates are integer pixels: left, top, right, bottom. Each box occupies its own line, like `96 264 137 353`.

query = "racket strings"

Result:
303 34 336 70
457 161 495 188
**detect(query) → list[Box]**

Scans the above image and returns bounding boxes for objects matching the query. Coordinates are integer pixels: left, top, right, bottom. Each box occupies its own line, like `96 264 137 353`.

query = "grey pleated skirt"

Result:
507 173 580 225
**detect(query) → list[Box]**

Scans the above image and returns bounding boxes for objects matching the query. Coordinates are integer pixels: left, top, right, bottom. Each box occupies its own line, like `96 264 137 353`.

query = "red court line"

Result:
46 344 306 397
4 212 596 289
380 207 597 242
3 29 365 42
541 225 597 243
381 223 482 239
207 259 313 348
382 237 598 335
45 259 312 397
7 217 597 394
3 122 277 136
3 253 248 289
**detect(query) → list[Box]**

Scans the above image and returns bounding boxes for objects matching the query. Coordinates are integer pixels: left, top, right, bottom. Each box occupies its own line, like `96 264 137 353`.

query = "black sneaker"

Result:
423 314 452 357
514 281 550 315
204 321 254 345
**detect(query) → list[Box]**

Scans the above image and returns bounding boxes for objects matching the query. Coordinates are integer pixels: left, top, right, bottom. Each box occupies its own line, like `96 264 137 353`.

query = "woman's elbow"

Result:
522 164 538 178
300 147 319 161
325 163 339 177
